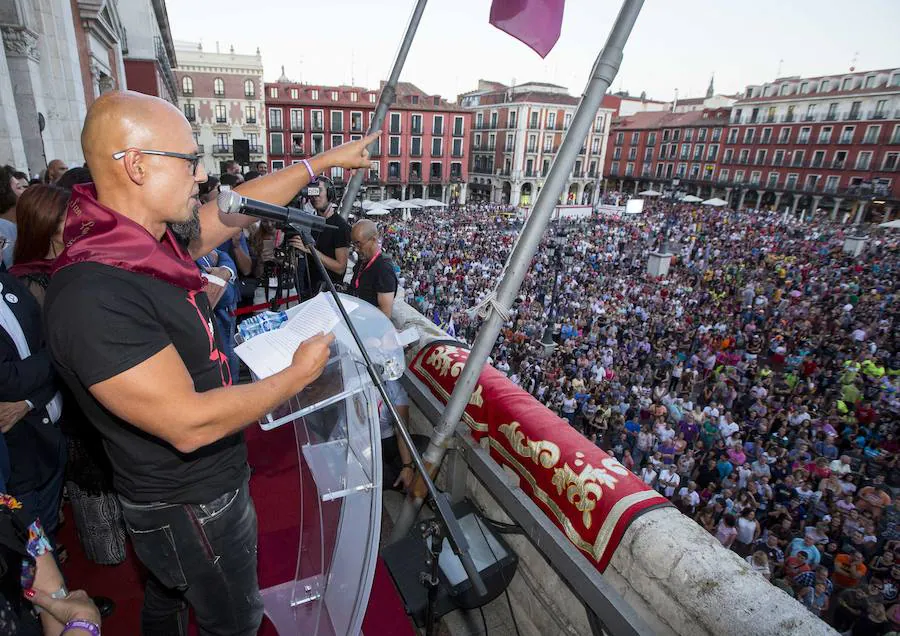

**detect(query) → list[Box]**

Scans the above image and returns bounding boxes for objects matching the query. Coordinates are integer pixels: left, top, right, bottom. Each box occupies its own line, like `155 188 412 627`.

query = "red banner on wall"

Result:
410 342 670 572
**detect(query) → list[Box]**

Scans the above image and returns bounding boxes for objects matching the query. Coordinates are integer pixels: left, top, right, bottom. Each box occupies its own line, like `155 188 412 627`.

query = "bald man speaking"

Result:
43 90 377 636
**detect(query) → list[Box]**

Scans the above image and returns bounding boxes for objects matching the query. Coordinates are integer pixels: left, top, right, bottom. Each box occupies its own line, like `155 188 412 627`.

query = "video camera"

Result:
300 175 336 203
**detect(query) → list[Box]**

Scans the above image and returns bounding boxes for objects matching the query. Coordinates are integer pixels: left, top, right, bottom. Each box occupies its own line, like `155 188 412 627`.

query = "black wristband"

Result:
402 462 414 469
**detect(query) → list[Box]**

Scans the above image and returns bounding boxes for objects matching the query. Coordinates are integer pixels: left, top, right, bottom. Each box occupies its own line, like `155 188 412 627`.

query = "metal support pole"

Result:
391 0 646 542
540 251 562 347
339 0 429 218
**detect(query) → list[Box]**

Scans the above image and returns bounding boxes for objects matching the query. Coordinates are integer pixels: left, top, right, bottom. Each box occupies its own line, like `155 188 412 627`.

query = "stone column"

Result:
401 184 407 200
831 198 843 222
853 200 867 226
809 196 822 223
883 206 894 222
773 192 783 211
737 190 747 210
459 182 467 204
511 182 522 206
2 25 45 176
724 187 733 206
790 194 801 221
633 181 639 195
0 27 26 170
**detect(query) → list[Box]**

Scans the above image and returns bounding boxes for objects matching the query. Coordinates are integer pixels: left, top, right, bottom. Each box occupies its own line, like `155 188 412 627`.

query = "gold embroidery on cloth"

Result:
413 348 489 432
498 421 560 469
489 440 665 563
469 384 484 408
423 345 467 378
551 453 630 529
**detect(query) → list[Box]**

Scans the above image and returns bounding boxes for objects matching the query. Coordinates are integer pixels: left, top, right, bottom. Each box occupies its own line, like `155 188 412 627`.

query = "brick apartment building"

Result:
606 68 900 223
459 80 620 206
264 79 470 202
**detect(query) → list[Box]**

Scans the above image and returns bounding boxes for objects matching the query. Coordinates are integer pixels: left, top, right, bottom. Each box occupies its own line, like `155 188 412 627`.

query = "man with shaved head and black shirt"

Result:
43 90 378 636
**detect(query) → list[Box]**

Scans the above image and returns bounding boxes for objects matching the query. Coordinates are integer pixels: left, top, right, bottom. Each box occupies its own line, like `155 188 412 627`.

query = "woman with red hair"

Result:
10 184 68 304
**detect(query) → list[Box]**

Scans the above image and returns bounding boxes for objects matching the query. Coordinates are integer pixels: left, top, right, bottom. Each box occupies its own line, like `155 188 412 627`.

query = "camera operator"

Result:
288 176 350 296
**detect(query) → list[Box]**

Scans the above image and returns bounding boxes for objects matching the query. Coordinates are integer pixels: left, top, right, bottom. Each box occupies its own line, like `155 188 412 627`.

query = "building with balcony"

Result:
117 0 177 104
264 79 470 202
717 68 900 222
604 108 732 199
458 80 619 206
174 41 266 176
1 0 130 175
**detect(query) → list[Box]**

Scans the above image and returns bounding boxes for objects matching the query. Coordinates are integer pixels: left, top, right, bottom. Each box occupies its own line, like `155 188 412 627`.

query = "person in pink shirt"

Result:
716 513 738 549
727 443 747 466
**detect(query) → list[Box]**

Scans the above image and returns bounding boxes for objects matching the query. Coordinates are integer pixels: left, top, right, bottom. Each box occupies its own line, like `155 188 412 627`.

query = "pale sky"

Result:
166 0 900 102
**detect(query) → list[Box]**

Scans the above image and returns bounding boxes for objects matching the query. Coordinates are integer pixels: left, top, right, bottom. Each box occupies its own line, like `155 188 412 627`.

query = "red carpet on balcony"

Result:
58 422 414 635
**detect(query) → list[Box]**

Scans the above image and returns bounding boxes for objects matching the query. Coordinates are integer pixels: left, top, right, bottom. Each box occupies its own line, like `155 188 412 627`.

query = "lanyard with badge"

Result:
354 250 381 289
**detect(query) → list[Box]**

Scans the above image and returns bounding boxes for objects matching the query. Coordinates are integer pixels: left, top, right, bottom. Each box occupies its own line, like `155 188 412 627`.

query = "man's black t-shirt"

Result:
308 209 351 290
43 263 248 504
350 252 397 309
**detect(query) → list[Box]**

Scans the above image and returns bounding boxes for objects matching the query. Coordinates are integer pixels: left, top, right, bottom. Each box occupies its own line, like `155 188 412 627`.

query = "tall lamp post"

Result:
541 241 560 349
356 181 367 216
541 236 574 351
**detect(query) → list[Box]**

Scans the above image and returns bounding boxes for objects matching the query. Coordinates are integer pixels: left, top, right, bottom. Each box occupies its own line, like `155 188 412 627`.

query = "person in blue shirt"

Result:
717 456 735 480
218 232 252 279
787 535 821 568
197 249 240 384
217 231 253 307
624 418 641 436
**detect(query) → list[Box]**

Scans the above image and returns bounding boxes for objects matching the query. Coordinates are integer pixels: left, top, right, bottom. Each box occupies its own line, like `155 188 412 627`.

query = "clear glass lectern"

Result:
245 294 405 635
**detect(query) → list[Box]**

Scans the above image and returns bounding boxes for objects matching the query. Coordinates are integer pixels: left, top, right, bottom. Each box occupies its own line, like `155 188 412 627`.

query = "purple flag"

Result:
489 0 566 58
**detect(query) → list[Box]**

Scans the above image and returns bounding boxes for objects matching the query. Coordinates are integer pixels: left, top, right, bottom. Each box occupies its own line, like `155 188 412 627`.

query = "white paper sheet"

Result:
235 293 358 379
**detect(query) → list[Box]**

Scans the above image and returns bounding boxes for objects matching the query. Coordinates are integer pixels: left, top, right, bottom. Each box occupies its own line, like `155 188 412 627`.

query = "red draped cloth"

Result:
410 342 670 572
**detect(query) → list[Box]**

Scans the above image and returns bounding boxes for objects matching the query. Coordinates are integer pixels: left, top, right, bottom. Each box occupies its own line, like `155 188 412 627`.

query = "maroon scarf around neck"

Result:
9 258 54 277
52 183 203 290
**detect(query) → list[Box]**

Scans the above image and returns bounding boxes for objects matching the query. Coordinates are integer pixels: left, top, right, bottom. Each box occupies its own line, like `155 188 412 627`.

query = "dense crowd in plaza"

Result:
384 197 900 633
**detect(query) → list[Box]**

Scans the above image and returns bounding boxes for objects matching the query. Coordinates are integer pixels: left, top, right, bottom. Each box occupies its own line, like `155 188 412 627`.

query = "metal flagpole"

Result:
391 0 646 542
339 0 429 219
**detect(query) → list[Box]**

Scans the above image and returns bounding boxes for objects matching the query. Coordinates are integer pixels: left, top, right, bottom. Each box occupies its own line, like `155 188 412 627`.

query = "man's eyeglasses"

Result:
112 148 203 175
351 237 372 249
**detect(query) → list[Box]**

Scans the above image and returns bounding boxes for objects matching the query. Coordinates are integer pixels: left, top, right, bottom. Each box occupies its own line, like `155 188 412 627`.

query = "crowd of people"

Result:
384 200 899 634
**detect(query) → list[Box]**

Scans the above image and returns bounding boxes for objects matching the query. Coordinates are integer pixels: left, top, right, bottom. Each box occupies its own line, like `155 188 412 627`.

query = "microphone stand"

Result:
295 225 488 604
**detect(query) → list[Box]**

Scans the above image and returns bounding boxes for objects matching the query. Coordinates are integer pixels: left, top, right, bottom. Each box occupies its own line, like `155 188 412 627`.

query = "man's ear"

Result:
122 150 147 185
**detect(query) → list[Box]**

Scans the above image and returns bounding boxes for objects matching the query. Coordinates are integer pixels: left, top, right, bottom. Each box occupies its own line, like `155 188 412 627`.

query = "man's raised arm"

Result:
190 132 380 258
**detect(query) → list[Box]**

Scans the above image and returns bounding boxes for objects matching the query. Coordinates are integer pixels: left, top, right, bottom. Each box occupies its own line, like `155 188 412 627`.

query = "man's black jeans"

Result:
119 480 264 636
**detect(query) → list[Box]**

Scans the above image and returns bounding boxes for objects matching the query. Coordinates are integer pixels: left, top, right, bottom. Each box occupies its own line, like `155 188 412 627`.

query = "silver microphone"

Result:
217 190 329 231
